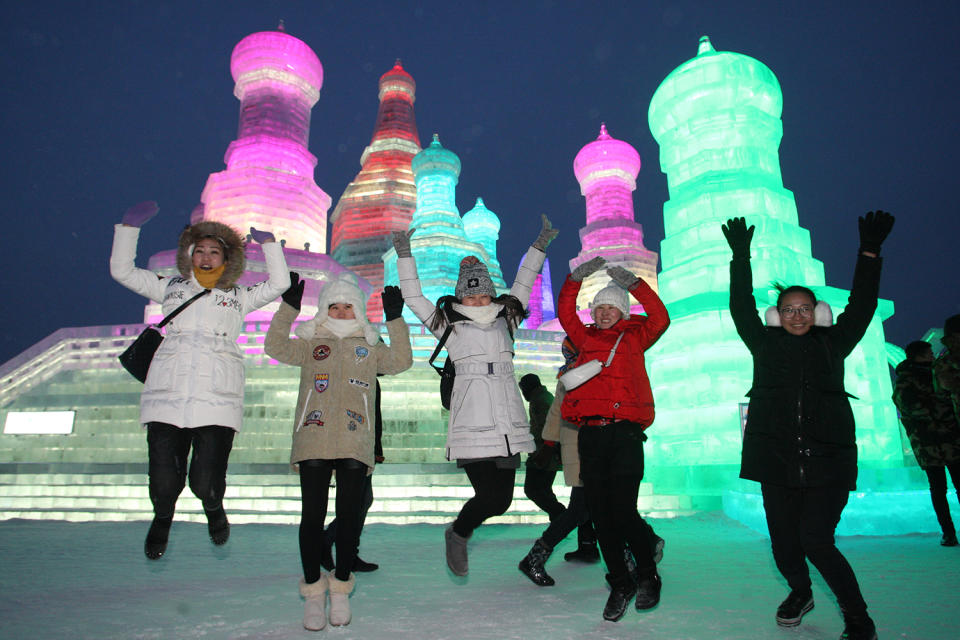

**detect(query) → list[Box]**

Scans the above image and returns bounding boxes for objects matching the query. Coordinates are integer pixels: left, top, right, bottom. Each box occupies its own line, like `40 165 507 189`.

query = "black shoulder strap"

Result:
156 289 210 328
428 326 453 373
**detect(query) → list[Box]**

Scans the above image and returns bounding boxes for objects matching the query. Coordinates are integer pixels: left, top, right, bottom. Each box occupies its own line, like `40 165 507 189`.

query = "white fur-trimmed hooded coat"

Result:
110 222 289 431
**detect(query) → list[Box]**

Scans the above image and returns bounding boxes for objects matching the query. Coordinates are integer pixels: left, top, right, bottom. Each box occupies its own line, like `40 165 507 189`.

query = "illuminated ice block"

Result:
330 61 422 321
645 36 900 484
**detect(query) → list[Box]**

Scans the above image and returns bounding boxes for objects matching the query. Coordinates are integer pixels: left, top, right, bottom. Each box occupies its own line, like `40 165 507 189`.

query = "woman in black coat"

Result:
722 211 893 640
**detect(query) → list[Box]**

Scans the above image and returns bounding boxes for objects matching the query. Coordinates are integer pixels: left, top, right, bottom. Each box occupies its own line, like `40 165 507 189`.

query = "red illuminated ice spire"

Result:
330 60 422 321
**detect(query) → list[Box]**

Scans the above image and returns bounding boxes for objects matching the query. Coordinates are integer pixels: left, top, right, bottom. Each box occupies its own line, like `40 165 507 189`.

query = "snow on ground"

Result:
0 512 956 639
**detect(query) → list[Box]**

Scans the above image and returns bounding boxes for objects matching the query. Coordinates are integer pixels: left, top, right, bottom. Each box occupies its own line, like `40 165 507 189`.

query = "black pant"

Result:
578 421 654 581
924 463 960 535
299 458 367 582
146 422 235 519
542 486 590 548
524 466 566 520
761 484 868 615
453 461 516 537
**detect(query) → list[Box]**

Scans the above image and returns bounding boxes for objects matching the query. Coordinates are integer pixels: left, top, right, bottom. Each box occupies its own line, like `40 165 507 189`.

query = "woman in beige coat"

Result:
265 272 412 630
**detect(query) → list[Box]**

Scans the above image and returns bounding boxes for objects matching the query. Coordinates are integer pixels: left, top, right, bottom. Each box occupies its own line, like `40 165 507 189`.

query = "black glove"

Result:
721 217 755 259
858 210 895 255
381 285 404 321
281 272 304 310
528 445 557 470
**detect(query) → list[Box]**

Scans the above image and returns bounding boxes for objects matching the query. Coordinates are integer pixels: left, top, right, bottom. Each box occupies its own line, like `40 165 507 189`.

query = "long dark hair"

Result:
427 293 528 332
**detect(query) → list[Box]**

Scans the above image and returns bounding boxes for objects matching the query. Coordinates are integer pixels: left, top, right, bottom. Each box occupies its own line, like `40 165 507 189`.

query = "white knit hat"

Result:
590 284 630 322
295 272 380 345
455 256 495 299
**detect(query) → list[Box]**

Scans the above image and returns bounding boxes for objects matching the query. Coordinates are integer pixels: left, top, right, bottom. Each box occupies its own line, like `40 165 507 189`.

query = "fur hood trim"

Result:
176 221 246 289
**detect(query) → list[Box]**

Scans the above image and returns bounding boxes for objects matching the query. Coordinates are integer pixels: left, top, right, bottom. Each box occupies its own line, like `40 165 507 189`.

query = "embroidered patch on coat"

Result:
303 410 324 427
348 378 370 389
314 374 329 393
354 346 369 363
345 409 364 424
313 345 331 360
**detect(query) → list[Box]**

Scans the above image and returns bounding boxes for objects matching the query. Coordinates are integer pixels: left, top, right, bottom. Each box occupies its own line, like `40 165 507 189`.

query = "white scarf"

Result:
321 317 363 339
452 302 503 325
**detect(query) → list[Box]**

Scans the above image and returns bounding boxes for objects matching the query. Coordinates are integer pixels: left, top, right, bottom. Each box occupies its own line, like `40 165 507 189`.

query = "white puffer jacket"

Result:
110 224 289 431
398 246 545 460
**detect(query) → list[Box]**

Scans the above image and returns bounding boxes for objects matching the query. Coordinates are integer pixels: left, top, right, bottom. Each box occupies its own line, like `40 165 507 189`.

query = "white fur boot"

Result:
328 572 356 627
299 576 328 631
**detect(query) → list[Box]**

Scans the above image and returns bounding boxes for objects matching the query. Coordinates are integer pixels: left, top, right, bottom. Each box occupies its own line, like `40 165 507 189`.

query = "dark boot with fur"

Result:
144 516 173 559
519 539 555 586
206 507 230 546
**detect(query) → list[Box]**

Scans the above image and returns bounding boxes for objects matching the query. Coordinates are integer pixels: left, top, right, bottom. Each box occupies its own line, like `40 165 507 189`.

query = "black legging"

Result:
924 463 960 535
299 458 368 583
761 484 868 615
524 466 566 521
146 422 235 518
453 461 516 537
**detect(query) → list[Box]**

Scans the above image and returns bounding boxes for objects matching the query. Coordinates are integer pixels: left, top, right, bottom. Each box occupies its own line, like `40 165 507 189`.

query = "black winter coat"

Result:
730 253 882 490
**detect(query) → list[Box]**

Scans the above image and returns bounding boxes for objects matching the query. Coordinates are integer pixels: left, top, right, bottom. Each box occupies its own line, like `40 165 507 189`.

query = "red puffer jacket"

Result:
558 276 669 427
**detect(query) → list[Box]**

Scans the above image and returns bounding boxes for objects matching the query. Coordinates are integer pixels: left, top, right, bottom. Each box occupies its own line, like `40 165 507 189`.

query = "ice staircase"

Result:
0 462 707 524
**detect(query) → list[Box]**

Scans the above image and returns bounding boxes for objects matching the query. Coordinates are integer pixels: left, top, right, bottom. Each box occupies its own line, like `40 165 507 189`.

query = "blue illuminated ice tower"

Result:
644 36 900 487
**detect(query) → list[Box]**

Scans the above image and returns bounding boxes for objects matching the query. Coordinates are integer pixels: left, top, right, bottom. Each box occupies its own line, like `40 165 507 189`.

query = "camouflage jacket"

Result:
893 359 960 467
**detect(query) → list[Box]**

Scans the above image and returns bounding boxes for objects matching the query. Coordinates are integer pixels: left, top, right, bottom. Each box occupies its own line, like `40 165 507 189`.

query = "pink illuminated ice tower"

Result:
569 123 659 314
145 27 365 327
329 61 422 321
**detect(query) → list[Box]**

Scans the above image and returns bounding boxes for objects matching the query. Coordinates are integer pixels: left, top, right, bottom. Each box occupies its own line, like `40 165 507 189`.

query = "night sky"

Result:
2 1 957 366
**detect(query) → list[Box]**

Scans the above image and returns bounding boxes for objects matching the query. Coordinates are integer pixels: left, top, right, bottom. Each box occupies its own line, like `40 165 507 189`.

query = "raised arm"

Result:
393 229 438 329
109 202 167 303
242 227 290 312
510 215 557 307
376 285 414 375
264 274 308 366
608 266 669 348
722 217 764 351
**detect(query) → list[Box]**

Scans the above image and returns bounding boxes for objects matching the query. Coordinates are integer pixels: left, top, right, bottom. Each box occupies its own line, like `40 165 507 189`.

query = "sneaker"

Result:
776 589 814 627
940 532 958 547
634 570 662 610
602 577 637 622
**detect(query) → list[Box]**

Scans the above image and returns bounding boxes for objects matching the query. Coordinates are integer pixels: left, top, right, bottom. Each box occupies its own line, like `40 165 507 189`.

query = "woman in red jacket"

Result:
557 257 669 622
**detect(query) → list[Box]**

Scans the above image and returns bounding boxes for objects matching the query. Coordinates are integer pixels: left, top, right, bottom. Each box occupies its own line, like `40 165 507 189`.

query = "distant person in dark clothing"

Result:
893 340 960 546
934 314 960 421
519 373 564 521
723 211 893 640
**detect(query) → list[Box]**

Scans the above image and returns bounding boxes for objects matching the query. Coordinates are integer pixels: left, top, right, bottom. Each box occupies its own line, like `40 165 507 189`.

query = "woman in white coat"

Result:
110 201 289 559
392 215 557 576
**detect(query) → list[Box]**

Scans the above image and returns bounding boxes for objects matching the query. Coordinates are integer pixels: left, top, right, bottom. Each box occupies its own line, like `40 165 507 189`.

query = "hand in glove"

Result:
528 445 557 470
857 210 895 255
121 201 159 228
570 256 606 282
606 266 639 290
532 214 559 251
281 272 304 310
381 285 405 321
721 217 755 259
392 228 415 258
249 227 276 244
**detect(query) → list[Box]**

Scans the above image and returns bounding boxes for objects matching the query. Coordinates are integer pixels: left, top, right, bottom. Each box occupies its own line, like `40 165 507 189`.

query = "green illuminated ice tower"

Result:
645 36 900 490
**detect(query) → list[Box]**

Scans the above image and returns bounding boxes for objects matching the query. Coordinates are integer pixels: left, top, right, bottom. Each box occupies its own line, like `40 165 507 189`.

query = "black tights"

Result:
146 422 235 519
453 461 516 538
924 463 960 535
299 458 368 583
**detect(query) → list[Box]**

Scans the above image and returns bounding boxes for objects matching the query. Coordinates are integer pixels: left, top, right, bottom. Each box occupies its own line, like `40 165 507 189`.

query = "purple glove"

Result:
249 227 275 244
121 201 159 227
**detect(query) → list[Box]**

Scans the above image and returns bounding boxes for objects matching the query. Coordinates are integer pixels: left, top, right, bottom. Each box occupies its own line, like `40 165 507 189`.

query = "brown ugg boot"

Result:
299 576 328 631
328 573 355 627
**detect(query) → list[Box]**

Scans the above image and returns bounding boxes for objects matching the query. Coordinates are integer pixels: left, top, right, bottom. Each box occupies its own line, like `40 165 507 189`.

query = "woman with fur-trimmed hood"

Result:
110 201 289 560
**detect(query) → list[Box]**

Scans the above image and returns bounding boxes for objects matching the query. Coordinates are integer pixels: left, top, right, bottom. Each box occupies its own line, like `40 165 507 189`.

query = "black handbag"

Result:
118 289 210 382
428 326 455 410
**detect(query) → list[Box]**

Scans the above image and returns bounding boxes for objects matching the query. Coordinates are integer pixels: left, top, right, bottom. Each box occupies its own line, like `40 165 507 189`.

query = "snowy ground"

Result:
0 513 955 639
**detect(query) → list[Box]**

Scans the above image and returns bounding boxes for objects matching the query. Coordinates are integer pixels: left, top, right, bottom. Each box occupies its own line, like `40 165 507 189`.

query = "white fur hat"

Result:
764 301 833 327
295 272 380 345
590 284 630 322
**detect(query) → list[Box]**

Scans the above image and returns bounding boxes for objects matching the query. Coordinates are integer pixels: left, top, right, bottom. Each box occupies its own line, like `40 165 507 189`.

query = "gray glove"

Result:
570 257 606 282
249 227 275 244
121 201 159 227
532 214 558 251
606 266 639 290
392 228 415 258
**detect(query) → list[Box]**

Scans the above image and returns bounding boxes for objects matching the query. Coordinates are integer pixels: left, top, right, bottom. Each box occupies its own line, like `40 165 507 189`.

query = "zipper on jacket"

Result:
797 371 805 484
295 388 314 432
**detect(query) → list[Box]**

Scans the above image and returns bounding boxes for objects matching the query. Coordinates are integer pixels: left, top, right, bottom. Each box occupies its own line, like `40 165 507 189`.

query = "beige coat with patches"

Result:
542 383 582 487
265 302 412 469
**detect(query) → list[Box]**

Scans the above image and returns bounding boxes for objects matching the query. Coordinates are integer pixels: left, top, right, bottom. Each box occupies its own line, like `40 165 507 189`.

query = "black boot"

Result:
353 556 379 572
634 568 662 610
941 532 958 546
602 573 637 622
519 539 555 586
651 534 665 564
144 516 172 560
776 588 814 627
839 609 877 640
205 507 230 546
565 540 600 562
